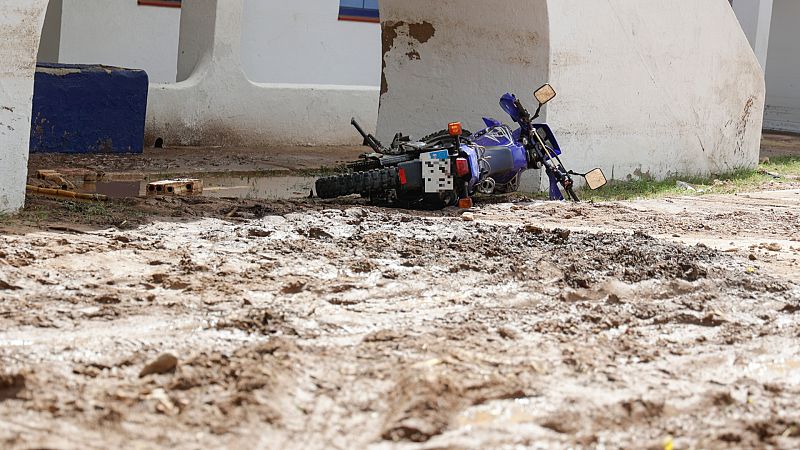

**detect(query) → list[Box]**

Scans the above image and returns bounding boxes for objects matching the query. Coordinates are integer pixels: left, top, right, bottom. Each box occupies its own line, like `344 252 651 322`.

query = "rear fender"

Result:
397 160 423 193
459 144 482 190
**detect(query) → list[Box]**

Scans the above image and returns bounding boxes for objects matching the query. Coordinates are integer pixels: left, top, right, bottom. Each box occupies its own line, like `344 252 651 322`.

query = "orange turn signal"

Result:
458 197 473 209
448 122 463 137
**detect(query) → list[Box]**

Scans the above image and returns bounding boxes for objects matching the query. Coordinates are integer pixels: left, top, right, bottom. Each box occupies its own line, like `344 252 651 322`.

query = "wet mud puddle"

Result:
77 174 317 200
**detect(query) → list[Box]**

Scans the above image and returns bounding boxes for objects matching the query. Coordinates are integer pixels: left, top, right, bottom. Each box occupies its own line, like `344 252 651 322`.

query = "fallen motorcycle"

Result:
315 84 607 207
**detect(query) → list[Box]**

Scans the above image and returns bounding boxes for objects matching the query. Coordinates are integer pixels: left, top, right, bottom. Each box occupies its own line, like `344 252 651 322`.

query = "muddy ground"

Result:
27 145 365 177
1 189 799 450
1 137 799 449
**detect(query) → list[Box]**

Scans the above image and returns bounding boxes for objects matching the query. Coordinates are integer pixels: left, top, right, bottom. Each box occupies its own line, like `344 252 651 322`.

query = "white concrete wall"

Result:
147 0 379 147
379 0 765 183
58 0 180 83
0 0 50 213
763 0 800 133
241 0 381 86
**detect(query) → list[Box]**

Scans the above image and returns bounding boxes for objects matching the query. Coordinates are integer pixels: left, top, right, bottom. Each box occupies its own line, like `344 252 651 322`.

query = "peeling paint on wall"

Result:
381 21 437 95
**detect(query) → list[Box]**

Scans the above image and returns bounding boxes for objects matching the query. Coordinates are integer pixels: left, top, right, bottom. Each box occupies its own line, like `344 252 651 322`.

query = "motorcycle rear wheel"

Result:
419 129 473 145
315 167 402 199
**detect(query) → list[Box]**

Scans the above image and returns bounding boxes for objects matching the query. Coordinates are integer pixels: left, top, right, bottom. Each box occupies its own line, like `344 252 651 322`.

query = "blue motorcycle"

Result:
315 84 607 207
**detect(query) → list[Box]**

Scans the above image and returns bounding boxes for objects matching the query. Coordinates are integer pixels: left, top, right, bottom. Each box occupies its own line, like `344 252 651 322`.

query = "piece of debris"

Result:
462 212 475 222
757 168 782 179
676 181 697 192
139 353 179 378
146 179 203 196
27 185 108 201
764 242 782 252
36 170 76 190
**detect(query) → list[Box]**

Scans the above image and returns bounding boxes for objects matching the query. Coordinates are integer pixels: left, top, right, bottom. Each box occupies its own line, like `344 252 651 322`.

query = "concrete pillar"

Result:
731 0 774 70
379 0 765 183
0 0 50 213
146 0 379 147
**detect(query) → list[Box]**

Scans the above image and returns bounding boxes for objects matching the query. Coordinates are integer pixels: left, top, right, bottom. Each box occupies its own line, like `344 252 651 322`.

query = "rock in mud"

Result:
0 373 26 400
248 228 272 238
344 207 367 218
0 279 21 290
0 274 22 291
524 224 544 234
95 295 121 304
281 281 306 294
497 326 520 340
304 227 333 239
554 228 571 241
139 353 179 378
461 212 475 222
382 371 464 443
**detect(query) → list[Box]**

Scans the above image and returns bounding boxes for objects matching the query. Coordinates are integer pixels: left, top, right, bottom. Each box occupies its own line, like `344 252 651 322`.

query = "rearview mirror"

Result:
583 168 607 190
534 84 557 105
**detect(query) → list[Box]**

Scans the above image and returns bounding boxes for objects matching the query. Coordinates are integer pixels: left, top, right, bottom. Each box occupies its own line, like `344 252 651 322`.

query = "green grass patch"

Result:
64 200 111 217
763 155 800 175
580 156 800 202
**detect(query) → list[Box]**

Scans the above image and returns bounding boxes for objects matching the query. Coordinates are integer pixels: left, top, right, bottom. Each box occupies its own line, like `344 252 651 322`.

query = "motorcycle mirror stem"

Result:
532 103 543 120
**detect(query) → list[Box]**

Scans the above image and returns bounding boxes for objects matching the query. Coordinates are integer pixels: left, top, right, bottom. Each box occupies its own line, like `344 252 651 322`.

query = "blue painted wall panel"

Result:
30 63 149 154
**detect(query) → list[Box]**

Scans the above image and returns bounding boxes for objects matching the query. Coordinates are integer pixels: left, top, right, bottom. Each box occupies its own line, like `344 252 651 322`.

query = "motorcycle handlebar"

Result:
514 99 532 123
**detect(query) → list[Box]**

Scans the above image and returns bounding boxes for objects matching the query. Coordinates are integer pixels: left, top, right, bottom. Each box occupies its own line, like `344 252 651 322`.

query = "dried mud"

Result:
1 192 799 449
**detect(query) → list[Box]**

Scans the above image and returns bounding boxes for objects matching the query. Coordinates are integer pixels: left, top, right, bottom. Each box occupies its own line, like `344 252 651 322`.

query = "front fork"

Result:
528 128 576 201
